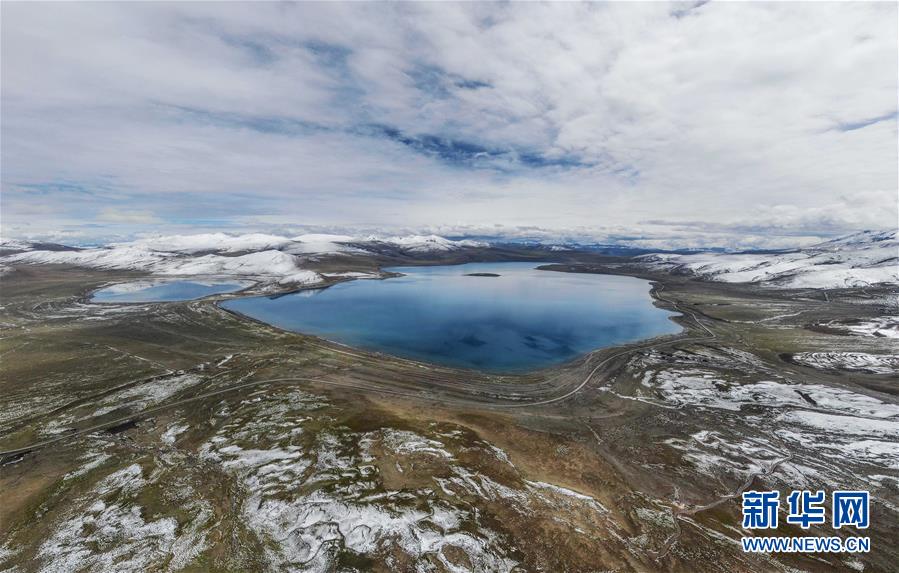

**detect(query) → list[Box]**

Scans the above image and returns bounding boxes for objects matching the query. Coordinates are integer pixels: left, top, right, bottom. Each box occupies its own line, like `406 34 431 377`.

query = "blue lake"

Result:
222 262 681 373
92 280 248 303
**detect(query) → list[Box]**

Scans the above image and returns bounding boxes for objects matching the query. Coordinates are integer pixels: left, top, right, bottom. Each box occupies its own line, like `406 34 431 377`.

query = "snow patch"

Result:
161 423 189 445
381 429 454 459
39 463 212 573
829 317 899 339
791 352 899 374
639 229 898 288
646 371 899 417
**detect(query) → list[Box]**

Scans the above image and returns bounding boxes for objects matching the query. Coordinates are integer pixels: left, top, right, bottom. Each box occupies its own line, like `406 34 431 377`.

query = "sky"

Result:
1 1 897 249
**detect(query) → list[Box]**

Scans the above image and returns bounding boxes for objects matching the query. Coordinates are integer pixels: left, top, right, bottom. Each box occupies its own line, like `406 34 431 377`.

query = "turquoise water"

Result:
222 262 680 372
92 280 247 303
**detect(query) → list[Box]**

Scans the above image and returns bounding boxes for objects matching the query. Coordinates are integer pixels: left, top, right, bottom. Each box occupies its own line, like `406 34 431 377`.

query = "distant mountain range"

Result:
2 230 896 289
0 233 488 286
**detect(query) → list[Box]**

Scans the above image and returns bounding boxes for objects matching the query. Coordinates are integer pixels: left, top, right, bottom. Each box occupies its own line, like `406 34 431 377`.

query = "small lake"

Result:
92 280 249 303
222 262 680 372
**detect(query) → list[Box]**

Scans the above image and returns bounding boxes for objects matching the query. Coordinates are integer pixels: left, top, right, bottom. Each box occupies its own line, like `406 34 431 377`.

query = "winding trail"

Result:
498 284 716 407
651 453 794 561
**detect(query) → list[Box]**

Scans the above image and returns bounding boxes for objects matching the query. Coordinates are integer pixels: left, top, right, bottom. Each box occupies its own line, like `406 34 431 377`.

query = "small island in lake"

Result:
464 272 501 277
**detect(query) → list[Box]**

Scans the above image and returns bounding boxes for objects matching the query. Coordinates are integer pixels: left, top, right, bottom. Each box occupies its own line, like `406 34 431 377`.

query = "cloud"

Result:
97 208 162 225
1 2 896 248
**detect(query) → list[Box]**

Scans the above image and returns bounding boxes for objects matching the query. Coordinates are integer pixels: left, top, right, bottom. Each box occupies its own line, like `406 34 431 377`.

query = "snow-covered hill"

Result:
638 230 898 289
119 233 293 254
3 246 321 286
0 238 33 251
374 234 486 253
5 229 894 290
0 232 488 285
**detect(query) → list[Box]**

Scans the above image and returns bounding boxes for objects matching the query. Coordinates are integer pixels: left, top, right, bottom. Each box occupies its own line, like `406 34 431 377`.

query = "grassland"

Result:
1 261 896 572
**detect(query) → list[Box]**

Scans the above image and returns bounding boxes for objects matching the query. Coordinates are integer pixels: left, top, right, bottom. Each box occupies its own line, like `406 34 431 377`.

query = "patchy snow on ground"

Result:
63 444 114 481
64 454 112 481
83 374 204 420
776 412 899 470
791 352 899 374
381 429 454 459
782 411 899 440
666 432 780 479
38 464 212 573
827 316 899 339
189 387 623 571
199 397 518 572
632 346 775 375
39 500 177 573
525 481 609 514
116 374 202 406
161 423 189 445
649 369 740 411
0 393 71 431
644 370 899 418
638 230 898 289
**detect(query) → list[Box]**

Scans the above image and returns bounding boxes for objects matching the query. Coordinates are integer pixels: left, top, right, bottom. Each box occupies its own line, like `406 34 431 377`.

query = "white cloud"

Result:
98 208 162 225
1 2 896 248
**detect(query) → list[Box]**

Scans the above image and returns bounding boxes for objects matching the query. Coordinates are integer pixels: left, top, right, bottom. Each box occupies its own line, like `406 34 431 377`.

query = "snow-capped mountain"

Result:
2 246 321 285
118 233 293 254
4 229 895 290
0 238 33 251
0 233 489 285
638 230 898 289
365 234 487 253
